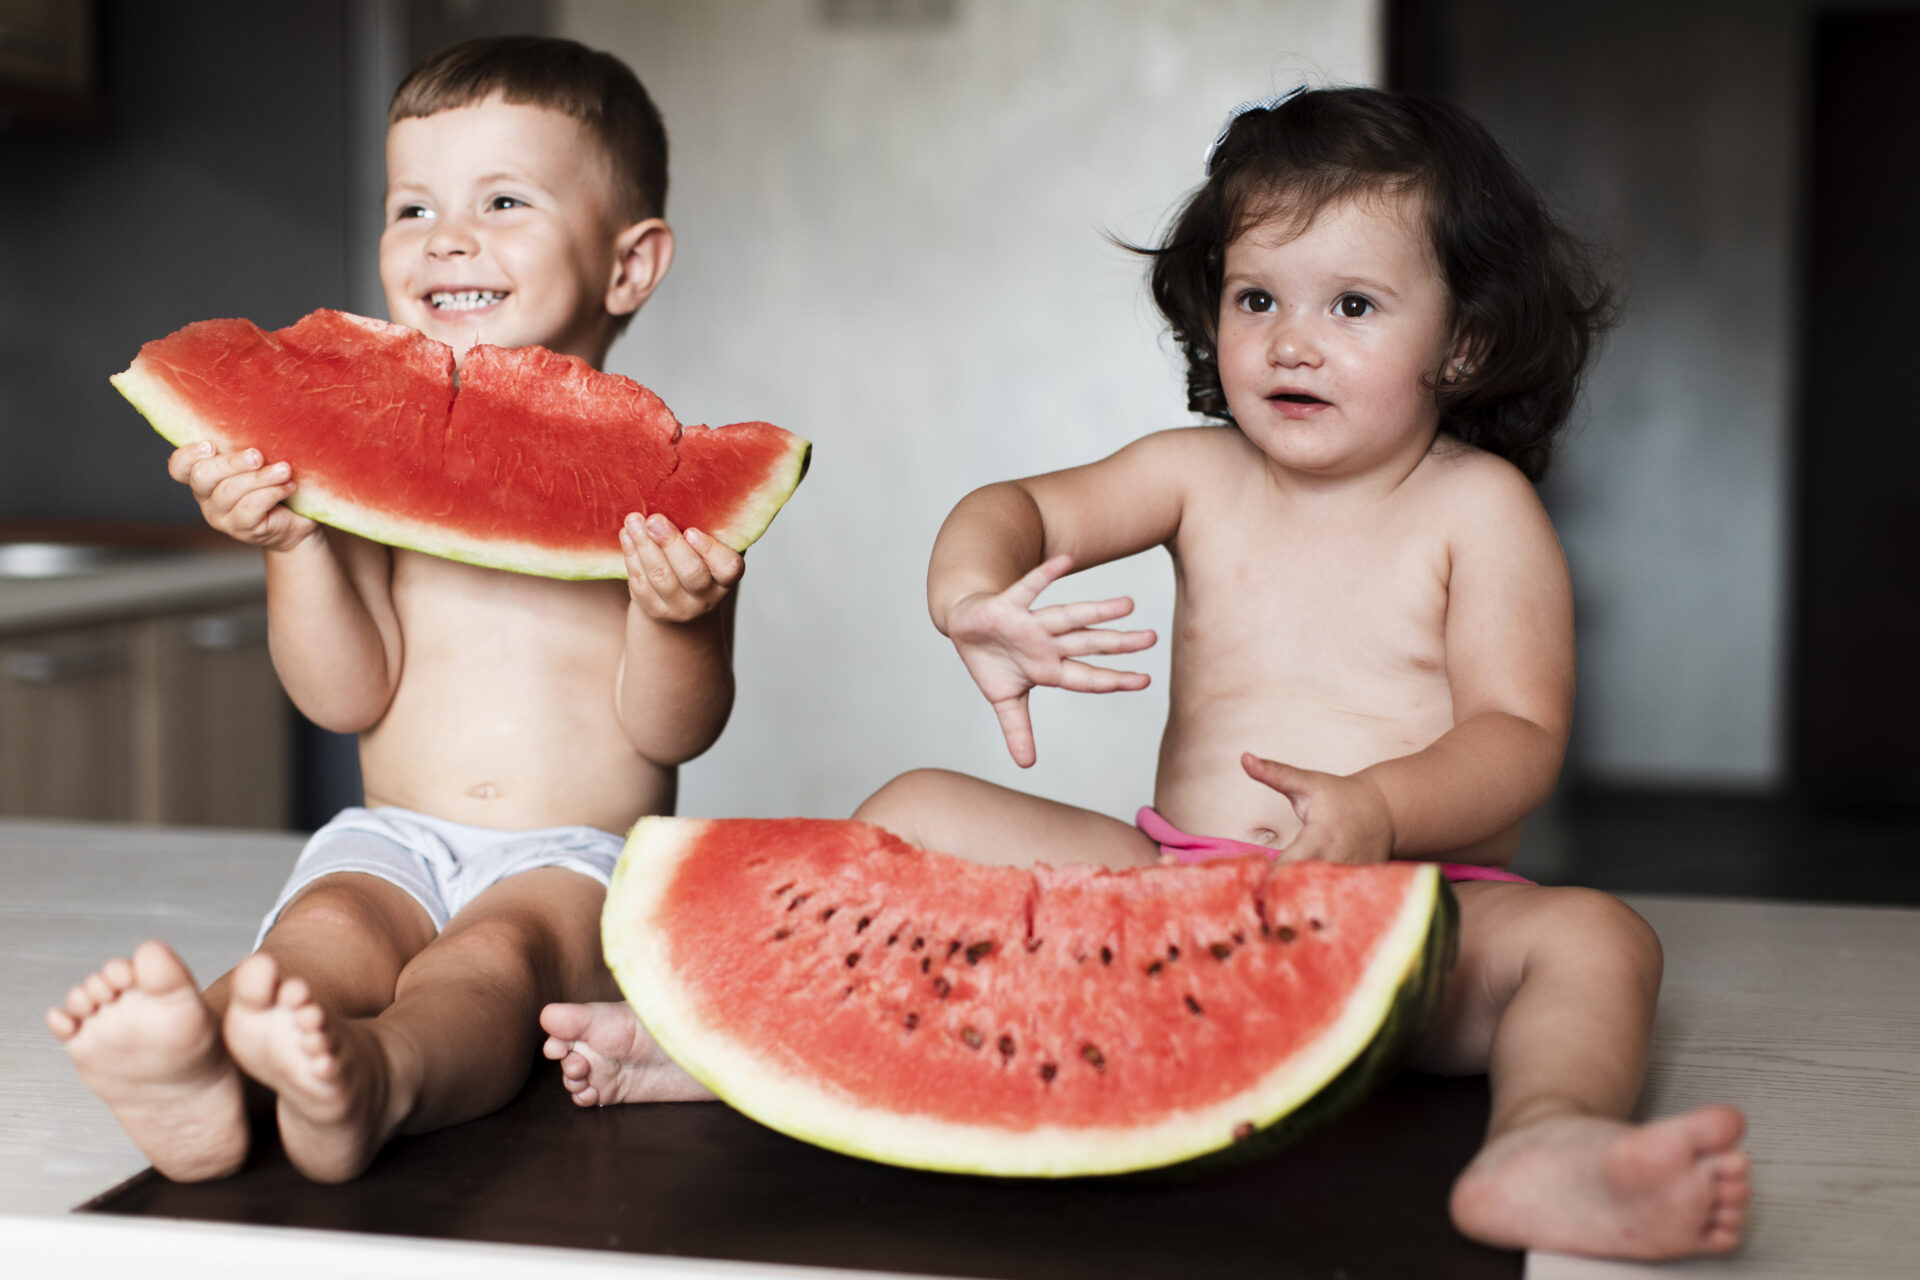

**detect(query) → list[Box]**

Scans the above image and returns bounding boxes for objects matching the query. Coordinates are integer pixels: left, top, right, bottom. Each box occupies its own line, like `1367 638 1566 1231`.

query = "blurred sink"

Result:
0 542 184 580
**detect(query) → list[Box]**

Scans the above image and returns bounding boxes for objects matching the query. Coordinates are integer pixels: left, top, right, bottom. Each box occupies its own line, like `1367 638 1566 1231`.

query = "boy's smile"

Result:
381 96 643 364
1215 191 1464 482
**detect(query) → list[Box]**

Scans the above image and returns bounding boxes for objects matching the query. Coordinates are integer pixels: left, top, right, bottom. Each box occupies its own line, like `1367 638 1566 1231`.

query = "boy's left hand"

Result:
1242 753 1394 865
622 513 743 622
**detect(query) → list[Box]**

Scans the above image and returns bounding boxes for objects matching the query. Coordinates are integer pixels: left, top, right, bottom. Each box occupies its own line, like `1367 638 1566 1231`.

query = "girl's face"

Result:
1215 189 1466 481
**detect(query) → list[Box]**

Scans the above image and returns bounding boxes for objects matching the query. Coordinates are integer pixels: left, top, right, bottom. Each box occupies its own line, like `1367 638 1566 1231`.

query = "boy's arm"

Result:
615 514 740 765
928 431 1192 765
170 443 402 732
1246 463 1574 866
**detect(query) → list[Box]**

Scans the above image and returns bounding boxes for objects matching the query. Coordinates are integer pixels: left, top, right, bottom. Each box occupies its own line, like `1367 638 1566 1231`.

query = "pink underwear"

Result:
1136 806 1534 884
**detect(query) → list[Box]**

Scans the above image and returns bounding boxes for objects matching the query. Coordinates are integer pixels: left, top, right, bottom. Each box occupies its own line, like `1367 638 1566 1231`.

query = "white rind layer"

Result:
603 816 1444 1177
110 361 808 578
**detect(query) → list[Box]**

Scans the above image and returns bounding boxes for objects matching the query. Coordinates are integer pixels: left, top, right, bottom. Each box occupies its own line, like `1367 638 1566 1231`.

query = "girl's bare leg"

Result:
540 768 1163 1106
1425 883 1751 1258
45 872 428 1183
223 867 610 1182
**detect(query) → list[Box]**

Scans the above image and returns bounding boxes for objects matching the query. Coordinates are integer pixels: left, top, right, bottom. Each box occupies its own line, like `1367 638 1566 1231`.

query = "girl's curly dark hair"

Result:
1143 87 1616 481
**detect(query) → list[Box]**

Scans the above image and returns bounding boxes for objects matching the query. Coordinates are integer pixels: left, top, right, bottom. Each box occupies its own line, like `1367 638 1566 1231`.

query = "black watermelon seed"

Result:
932 977 952 999
966 940 994 965
912 937 925 951
1146 960 1163 976
821 907 838 922
845 952 861 967
1276 925 1296 943
1099 946 1113 966
1167 945 1180 961
1081 1044 1106 1071
904 1012 919 1030
1232 1122 1255 1142
948 940 962 958
772 881 795 896
773 928 791 941
1024 936 1043 952
920 957 931 974
1232 931 1246 945
1185 994 1204 1016
998 1034 1016 1059
887 934 899 946
1309 919 1323 932
1039 1062 1058 1082
960 1026 983 1049
787 893 810 911
856 916 871 933
1210 942 1232 961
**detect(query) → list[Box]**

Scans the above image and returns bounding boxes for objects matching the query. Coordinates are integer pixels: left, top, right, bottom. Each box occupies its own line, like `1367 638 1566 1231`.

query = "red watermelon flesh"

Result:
110 310 809 578
602 817 1456 1176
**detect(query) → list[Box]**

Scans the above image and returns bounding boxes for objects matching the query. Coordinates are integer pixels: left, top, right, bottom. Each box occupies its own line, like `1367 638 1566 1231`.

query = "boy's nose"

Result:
426 218 480 259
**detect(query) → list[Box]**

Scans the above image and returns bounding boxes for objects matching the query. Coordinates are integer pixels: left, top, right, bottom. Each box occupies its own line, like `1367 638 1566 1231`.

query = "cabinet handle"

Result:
187 612 269 651
5 638 130 685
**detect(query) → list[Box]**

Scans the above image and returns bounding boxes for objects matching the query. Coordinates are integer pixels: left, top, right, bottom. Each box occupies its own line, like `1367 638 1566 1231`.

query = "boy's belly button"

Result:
466 781 502 800
1251 829 1278 845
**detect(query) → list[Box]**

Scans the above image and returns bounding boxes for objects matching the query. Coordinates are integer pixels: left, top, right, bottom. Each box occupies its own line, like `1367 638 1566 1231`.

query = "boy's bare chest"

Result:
389 552 628 672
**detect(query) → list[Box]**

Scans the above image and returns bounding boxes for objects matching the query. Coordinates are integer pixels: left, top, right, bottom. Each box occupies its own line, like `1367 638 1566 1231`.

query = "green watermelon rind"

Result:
603 816 1457 1179
110 357 811 578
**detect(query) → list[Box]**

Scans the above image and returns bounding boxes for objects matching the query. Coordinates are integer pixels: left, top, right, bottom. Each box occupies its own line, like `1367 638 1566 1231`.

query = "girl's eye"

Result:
394 204 430 221
1336 294 1374 318
488 195 527 211
1238 289 1275 314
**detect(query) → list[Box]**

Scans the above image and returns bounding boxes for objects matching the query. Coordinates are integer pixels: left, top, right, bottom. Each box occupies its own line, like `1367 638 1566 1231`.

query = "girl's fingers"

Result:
229 479 296 533
992 694 1038 768
1005 553 1074 609
645 516 714 591
1057 659 1151 693
167 441 216 483
1037 595 1135 634
1055 627 1156 657
685 527 745 587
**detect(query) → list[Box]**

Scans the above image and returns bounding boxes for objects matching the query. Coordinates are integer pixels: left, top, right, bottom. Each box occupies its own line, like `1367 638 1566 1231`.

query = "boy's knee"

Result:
855 767 969 824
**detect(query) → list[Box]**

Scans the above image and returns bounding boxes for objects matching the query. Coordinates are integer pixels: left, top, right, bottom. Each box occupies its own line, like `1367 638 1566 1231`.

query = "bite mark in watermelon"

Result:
109 310 810 579
603 817 1458 1177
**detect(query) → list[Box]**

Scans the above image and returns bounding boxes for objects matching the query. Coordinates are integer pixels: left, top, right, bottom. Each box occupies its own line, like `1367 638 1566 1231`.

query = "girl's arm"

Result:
928 430 1195 765
614 514 740 766
1246 461 1574 866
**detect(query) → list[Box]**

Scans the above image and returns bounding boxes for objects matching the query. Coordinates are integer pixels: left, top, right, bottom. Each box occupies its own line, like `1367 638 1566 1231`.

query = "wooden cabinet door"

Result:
0 622 137 819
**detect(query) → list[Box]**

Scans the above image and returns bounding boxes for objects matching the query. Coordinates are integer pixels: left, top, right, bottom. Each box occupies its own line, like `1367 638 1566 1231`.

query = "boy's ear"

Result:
606 218 675 317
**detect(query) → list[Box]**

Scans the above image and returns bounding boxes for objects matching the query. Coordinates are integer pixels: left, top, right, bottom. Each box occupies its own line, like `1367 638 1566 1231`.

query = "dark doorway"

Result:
1793 12 1920 804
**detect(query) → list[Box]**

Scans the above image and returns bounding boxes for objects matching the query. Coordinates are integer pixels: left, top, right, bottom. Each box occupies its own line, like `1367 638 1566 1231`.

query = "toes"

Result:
65 983 99 1020
540 1035 569 1061
539 1002 591 1040
1682 1103 1746 1153
575 1085 601 1107
101 956 136 993
83 972 118 1006
130 941 197 995
560 1055 590 1083
46 1006 78 1038
278 975 312 1010
229 953 280 1008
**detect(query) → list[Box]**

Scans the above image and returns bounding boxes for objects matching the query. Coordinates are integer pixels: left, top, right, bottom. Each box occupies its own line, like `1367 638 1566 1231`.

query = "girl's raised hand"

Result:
167 442 318 551
945 553 1156 767
1241 753 1394 865
622 512 743 622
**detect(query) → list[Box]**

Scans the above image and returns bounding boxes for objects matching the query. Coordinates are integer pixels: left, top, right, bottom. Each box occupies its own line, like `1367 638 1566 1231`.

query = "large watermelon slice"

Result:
603 817 1457 1177
110 310 810 579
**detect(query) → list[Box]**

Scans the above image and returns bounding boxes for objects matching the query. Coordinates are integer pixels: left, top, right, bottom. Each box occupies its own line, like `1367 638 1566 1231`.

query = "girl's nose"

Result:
1268 314 1318 367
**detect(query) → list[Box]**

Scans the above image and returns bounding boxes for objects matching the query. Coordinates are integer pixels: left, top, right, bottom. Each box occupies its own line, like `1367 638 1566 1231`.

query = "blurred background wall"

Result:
4 0 1914 875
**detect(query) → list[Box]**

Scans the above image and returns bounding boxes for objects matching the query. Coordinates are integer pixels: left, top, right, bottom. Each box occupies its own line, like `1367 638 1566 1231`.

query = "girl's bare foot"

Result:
222 952 396 1183
45 941 248 1182
539 1001 714 1105
1450 1104 1751 1258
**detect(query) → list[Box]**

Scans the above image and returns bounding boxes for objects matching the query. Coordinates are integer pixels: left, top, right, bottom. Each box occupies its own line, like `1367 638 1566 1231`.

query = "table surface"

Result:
3 817 1917 1278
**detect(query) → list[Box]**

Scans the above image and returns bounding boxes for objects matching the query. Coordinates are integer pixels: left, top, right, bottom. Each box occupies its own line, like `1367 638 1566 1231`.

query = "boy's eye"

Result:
1238 289 1275 314
394 204 430 221
488 195 527 211
1336 294 1374 318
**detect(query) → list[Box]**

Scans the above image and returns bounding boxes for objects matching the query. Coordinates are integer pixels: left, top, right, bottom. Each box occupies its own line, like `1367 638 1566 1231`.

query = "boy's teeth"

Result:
430 290 505 311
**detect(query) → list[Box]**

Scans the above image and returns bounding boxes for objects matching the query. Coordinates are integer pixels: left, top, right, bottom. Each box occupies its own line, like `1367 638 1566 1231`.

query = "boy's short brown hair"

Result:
390 35 668 223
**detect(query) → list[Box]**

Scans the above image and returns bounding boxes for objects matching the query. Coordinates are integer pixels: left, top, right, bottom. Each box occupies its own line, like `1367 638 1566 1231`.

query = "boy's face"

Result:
381 97 634 364
1214 190 1464 480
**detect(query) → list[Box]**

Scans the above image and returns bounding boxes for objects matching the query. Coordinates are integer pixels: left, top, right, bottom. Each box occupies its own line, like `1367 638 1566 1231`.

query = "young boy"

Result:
47 36 731 1184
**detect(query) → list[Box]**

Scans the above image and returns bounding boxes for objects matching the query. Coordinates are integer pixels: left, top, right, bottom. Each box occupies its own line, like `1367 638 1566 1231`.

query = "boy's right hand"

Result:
167 442 318 551
943 553 1156 768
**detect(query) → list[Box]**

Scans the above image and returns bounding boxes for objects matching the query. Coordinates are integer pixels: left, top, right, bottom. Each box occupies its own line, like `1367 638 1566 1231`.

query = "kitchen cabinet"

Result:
0 547 290 827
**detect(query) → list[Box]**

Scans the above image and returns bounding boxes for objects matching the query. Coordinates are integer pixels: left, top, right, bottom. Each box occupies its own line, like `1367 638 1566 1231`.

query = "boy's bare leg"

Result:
224 868 611 1182
538 768 1162 1107
1425 883 1751 1258
46 942 248 1182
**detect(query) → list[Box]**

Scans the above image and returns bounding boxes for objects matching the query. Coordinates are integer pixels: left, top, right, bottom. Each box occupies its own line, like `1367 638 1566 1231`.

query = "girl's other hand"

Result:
622 513 743 622
167 442 318 551
1242 753 1394 865
945 553 1156 767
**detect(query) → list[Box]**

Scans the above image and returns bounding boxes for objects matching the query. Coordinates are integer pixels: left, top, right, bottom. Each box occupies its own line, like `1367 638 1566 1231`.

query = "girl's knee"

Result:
1533 887 1663 985
853 768 971 833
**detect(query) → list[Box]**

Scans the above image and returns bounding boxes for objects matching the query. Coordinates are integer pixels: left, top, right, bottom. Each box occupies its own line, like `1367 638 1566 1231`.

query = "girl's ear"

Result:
1445 324 1487 384
607 218 675 317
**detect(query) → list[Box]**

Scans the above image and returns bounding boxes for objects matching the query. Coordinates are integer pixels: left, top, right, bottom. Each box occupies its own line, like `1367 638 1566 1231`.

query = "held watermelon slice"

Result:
603 817 1457 1177
109 310 810 579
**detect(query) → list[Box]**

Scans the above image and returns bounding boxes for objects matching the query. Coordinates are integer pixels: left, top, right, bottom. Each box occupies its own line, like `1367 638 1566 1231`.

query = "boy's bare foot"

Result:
45 941 248 1182
222 952 395 1183
539 1001 714 1105
1450 1104 1750 1258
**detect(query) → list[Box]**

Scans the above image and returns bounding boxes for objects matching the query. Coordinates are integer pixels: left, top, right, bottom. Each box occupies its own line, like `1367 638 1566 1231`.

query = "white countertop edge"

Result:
0 1212 950 1280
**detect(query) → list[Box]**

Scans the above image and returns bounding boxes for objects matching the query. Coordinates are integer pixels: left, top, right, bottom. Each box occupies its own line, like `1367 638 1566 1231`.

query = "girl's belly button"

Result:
466 781 501 800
